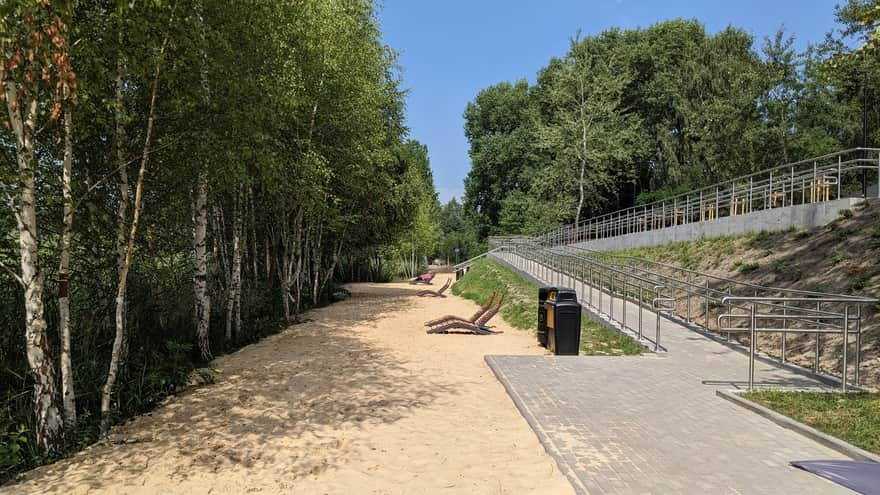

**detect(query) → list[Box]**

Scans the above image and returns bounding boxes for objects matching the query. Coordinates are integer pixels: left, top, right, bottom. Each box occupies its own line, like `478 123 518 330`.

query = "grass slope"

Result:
609 199 880 388
742 390 880 456
452 259 643 356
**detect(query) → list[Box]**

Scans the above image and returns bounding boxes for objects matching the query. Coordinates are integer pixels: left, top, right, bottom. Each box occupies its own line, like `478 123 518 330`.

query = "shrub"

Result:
839 208 854 218
739 262 760 274
870 225 880 248
830 251 849 265
848 273 872 292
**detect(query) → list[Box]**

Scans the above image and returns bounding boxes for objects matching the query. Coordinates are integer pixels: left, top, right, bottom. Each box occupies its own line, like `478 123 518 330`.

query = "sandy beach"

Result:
3 281 572 494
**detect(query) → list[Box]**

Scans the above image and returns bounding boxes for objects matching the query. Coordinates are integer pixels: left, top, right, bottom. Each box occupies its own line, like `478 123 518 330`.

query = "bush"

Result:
739 262 760 274
839 208 854 218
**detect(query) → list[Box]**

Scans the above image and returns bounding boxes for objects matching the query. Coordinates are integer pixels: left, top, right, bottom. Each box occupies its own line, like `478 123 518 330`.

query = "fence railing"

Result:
537 148 880 247
492 240 672 351
489 237 878 390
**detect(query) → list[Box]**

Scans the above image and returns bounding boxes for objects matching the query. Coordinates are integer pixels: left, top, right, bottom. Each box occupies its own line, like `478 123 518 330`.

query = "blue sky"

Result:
379 1 841 204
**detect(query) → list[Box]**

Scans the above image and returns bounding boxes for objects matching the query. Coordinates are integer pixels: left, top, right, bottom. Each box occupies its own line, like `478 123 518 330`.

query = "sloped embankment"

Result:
611 199 880 388
452 259 644 355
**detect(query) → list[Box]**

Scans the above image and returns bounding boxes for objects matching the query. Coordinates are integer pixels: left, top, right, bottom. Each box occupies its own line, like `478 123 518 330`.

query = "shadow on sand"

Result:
7 284 457 493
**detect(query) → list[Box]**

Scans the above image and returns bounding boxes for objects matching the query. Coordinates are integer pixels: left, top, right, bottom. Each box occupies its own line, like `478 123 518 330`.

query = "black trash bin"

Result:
537 286 556 347
547 288 581 356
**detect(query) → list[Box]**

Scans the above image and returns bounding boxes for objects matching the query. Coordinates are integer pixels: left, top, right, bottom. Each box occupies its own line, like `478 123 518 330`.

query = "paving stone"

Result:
486 256 854 495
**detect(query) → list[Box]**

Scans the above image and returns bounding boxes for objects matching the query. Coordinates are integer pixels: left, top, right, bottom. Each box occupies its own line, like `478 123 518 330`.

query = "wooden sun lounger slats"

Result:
416 278 450 297
427 294 504 335
424 292 495 326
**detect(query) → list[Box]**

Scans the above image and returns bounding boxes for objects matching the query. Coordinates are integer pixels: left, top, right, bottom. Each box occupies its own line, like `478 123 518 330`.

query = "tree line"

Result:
462 2 880 239
0 0 438 476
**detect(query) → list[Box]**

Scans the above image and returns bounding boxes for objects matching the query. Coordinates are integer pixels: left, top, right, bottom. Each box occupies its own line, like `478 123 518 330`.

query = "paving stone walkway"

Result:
486 253 853 495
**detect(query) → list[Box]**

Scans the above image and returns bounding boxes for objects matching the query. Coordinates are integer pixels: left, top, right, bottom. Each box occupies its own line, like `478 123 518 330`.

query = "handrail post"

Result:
589 264 593 307
838 155 842 200
749 177 753 213
655 290 661 352
610 271 615 322
749 302 756 390
715 186 719 220
731 182 736 217
781 301 787 363
726 287 732 341
686 274 692 323
842 305 849 392
814 301 821 373
622 277 628 331
704 279 710 330
638 286 644 340
856 304 862 386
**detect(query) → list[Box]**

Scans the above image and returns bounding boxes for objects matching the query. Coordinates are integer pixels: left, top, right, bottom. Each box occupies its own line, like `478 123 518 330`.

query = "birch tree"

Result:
1 0 76 452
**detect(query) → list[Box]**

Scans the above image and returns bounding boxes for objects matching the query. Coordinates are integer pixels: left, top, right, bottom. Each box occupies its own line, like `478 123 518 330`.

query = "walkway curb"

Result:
485 355 591 495
716 389 880 463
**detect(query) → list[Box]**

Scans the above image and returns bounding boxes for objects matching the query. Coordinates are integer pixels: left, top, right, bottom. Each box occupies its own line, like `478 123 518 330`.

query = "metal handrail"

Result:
489 237 878 390
453 248 500 271
523 148 880 247
716 296 870 391
493 242 669 350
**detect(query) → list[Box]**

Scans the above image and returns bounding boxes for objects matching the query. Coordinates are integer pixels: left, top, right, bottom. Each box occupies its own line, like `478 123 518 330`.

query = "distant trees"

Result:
463 14 878 238
1 0 432 471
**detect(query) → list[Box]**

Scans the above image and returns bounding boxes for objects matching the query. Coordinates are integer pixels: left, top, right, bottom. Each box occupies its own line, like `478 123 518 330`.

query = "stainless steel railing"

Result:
718 296 871 391
493 240 673 351
534 148 880 247
489 237 878 390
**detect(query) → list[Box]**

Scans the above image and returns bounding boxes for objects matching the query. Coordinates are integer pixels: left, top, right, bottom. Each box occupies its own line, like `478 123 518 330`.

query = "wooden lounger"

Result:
427 294 504 335
424 292 496 326
409 272 435 285
416 278 450 297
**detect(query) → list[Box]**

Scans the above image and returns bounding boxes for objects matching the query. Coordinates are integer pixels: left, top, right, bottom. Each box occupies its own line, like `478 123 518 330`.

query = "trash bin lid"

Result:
556 288 578 302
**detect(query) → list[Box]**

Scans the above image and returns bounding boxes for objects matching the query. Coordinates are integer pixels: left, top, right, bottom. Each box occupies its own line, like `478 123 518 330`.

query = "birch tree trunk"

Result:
101 21 172 436
192 0 212 360
4 83 65 452
225 192 242 343
575 77 588 228
114 51 129 359
58 83 77 441
192 171 211 360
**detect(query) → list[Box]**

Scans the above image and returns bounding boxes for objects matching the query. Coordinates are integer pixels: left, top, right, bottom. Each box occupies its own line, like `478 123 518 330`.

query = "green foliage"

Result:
738 262 760 274
461 7 876 241
0 425 29 479
871 225 880 248
839 208 854 218
1 0 432 480
773 259 803 281
830 250 850 264
848 272 872 292
436 198 482 263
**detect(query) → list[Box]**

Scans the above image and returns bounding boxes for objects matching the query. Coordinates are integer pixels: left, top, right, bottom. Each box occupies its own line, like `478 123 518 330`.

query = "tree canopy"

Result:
462 13 877 238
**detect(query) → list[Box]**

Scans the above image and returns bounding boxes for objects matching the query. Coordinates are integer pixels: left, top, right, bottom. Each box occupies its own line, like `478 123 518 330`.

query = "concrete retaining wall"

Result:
574 197 863 252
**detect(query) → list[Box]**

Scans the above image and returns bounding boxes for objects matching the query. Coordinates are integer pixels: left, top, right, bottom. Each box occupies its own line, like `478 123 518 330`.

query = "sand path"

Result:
4 281 572 494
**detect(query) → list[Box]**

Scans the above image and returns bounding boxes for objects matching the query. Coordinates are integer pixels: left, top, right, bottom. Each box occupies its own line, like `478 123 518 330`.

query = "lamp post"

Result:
857 69 869 198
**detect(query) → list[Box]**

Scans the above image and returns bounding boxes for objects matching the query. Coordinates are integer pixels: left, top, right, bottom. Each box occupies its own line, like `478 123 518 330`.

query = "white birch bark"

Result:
58 82 77 441
225 192 242 343
101 22 172 436
4 82 64 451
192 171 211 359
